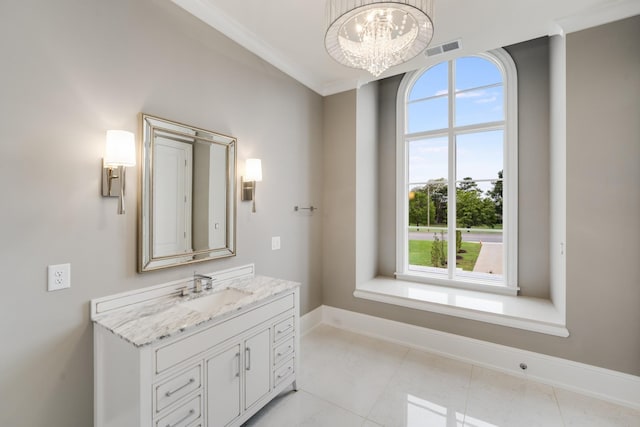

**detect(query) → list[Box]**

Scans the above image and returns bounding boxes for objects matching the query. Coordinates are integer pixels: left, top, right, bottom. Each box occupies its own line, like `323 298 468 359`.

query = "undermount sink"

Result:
180 288 251 313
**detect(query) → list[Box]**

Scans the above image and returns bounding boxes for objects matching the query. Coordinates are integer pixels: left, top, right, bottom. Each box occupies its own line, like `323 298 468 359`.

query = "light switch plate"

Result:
272 236 281 251
48 263 71 291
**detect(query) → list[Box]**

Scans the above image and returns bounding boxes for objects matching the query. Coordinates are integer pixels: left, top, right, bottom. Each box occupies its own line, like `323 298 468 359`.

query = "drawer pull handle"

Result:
277 324 292 334
166 408 194 427
245 347 251 371
277 345 293 356
165 378 195 397
277 366 293 379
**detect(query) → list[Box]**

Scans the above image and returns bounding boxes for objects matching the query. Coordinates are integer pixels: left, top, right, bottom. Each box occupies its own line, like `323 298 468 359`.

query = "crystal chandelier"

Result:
325 0 434 77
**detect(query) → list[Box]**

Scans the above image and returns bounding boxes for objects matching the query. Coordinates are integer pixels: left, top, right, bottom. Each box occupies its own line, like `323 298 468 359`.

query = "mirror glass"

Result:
139 114 236 271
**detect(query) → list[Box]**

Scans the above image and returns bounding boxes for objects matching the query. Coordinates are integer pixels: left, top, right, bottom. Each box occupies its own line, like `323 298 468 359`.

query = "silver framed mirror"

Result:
139 114 236 272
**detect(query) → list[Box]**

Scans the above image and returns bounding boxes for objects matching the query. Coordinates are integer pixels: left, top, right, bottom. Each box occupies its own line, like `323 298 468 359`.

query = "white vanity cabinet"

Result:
242 328 271 409
205 327 271 427
92 272 299 427
206 344 241 426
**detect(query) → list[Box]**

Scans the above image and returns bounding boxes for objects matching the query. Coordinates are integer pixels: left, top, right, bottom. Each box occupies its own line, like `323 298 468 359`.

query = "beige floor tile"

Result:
555 388 640 427
463 367 564 427
243 389 365 427
298 325 409 417
367 349 472 427
244 325 638 427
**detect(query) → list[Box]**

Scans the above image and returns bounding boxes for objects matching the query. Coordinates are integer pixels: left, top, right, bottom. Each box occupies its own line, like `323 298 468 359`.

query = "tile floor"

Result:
244 325 640 427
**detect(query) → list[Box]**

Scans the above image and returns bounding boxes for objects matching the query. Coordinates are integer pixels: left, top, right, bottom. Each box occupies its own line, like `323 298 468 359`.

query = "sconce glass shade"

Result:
245 158 262 182
104 130 136 167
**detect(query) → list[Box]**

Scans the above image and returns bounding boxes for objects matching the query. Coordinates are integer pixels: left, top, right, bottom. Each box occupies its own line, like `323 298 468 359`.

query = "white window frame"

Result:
395 48 519 296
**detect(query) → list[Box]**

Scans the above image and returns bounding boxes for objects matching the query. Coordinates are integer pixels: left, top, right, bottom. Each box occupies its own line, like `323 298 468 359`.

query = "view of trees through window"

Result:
407 170 503 273
405 55 506 279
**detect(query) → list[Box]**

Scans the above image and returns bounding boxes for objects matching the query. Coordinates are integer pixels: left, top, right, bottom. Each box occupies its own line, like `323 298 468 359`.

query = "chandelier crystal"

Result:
325 0 434 77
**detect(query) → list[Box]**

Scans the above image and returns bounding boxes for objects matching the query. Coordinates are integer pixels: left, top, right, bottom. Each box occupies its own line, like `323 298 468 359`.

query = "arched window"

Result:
396 49 518 294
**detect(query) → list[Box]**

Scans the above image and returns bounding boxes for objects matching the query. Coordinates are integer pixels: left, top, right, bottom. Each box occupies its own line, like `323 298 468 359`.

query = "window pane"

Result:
456 130 503 182
456 227 503 278
455 57 501 91
408 180 448 228
455 183 501 228
455 129 504 276
454 137 504 276
409 137 448 184
408 214 449 273
408 97 448 133
409 62 448 101
455 85 503 127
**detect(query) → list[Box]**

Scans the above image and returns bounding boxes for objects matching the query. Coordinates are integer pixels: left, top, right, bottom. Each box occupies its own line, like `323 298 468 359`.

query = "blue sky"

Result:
407 57 504 192
409 131 502 188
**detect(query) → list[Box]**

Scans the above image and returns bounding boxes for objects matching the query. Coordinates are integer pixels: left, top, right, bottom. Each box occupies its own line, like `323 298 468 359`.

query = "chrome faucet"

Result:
193 273 213 293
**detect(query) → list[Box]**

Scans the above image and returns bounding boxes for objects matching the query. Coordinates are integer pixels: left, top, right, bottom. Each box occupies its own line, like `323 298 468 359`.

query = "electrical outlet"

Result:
48 263 71 291
272 236 281 251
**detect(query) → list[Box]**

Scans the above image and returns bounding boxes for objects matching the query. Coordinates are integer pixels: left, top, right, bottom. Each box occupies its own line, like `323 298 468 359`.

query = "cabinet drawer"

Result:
156 293 294 373
273 357 295 388
273 336 294 366
155 394 201 427
273 316 294 342
155 364 201 413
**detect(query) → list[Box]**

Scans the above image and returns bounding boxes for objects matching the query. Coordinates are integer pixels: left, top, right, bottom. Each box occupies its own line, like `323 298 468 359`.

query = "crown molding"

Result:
172 0 326 95
551 0 640 35
321 78 365 97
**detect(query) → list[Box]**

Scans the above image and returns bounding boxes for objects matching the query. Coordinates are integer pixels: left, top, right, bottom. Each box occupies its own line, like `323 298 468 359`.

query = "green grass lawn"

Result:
409 224 503 232
409 240 482 271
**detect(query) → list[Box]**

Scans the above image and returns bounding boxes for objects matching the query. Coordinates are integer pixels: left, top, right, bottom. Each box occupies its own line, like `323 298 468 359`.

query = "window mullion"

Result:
447 60 456 280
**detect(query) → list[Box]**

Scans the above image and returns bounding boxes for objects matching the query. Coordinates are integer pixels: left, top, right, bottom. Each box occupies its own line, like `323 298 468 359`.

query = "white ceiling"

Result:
172 0 639 96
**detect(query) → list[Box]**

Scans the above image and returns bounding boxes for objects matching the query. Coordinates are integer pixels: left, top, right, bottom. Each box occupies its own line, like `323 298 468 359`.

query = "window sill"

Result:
354 277 569 337
396 271 519 296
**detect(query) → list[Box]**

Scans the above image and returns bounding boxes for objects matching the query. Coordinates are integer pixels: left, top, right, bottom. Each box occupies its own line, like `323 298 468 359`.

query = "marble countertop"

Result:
93 275 300 348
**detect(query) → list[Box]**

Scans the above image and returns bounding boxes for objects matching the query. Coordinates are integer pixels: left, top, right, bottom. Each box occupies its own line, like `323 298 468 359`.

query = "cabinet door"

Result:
206 344 241 427
244 328 271 409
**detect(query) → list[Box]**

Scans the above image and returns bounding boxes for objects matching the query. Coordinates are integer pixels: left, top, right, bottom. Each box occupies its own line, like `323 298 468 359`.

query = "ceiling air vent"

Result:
425 39 462 57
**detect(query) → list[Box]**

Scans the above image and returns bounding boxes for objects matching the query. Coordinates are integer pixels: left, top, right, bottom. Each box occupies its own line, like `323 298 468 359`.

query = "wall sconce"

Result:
241 158 262 213
102 130 136 215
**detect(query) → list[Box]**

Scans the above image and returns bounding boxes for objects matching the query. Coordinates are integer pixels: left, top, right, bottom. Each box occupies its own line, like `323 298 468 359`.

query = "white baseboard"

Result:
300 305 324 336
301 305 640 411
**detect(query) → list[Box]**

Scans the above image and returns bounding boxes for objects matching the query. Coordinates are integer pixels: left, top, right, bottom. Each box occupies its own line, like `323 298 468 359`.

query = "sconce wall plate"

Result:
241 178 254 201
102 162 125 198
241 158 262 213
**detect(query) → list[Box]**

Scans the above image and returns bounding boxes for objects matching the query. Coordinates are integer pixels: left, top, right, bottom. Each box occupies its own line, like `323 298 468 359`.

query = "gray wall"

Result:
505 37 551 299
322 17 640 376
322 91 357 306
0 1 323 426
565 14 640 375
377 75 404 277
356 82 380 284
